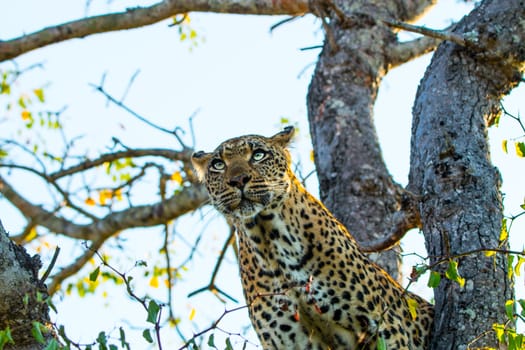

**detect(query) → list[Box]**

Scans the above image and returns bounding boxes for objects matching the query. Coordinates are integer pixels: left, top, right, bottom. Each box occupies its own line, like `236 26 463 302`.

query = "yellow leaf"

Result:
25 227 38 242
310 150 315 162
406 297 418 320
114 189 123 201
168 317 179 327
485 250 496 257
98 189 112 205
21 109 31 121
500 219 508 243
171 171 183 185
515 257 525 277
502 140 508 154
189 308 196 321
33 88 45 102
516 142 525 158
149 276 159 288
85 197 96 206
189 29 197 39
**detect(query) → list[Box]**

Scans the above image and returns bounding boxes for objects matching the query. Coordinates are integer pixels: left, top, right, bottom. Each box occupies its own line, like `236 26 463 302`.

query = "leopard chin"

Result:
222 191 275 218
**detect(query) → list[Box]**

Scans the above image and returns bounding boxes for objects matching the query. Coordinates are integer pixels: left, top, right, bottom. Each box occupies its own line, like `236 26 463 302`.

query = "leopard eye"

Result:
252 150 267 162
210 159 225 171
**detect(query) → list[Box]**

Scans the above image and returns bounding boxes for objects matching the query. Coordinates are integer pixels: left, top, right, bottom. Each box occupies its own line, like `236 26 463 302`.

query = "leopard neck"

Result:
233 175 358 284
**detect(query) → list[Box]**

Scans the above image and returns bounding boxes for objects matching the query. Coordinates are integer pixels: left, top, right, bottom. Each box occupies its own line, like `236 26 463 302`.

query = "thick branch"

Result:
0 175 208 241
408 0 524 347
359 191 422 252
386 36 440 69
0 0 309 62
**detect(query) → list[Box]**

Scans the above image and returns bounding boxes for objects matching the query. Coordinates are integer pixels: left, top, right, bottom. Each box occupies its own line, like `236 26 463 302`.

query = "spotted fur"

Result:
192 127 433 349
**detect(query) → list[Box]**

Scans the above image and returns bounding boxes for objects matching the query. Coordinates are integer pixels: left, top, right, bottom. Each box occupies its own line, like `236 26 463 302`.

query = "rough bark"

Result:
0 0 308 62
0 220 52 349
307 0 436 279
408 0 524 348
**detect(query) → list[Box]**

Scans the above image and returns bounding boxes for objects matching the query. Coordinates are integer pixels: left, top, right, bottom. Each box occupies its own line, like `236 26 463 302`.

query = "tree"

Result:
0 0 523 349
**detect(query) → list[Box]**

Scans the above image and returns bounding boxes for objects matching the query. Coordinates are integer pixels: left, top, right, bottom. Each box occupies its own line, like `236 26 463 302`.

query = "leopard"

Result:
191 126 433 349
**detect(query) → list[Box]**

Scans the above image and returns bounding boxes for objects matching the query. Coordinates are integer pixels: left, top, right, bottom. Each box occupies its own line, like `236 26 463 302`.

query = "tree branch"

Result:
0 175 209 241
48 148 192 180
359 190 422 252
386 36 440 69
381 18 469 47
0 0 309 62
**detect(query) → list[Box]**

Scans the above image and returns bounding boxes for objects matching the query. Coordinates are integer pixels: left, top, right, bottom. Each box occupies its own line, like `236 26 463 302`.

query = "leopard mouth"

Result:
225 192 267 217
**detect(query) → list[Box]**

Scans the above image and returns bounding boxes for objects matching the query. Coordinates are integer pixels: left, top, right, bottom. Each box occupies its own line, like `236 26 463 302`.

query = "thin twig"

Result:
187 227 237 302
380 17 469 47
90 82 176 136
40 246 61 283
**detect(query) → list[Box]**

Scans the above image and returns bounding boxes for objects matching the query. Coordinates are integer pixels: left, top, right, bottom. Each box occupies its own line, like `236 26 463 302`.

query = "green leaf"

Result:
135 260 147 267
109 345 118 350
119 327 129 349
445 260 465 288
146 300 160 324
506 299 515 320
515 142 525 157
23 293 30 306
377 336 387 350
427 271 441 288
0 81 10 95
97 331 107 350
32 321 45 344
0 149 8 159
518 299 525 317
142 329 153 343
225 337 234 350
186 339 198 350
510 332 524 350
44 339 60 350
89 266 100 282
0 327 14 348
208 334 216 348
57 325 71 347
509 255 516 280
46 297 58 314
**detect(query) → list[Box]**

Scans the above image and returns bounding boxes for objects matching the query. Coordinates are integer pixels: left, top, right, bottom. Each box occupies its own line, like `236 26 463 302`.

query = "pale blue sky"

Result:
1 1 524 348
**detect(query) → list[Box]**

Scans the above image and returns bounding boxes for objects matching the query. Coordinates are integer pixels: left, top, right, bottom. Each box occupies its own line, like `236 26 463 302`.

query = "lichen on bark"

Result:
0 220 53 349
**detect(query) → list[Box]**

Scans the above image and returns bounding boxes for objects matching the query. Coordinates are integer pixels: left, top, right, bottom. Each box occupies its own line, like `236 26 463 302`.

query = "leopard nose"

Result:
228 174 251 189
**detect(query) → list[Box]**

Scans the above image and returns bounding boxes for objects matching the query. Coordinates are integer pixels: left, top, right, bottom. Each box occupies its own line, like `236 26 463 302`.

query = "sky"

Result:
1 0 524 348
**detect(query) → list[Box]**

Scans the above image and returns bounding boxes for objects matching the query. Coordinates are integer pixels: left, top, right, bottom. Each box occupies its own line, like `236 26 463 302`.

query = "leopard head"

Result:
191 126 295 219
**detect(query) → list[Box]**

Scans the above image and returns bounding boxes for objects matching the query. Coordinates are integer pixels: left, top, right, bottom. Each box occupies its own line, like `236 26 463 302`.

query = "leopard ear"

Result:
270 126 295 147
191 151 212 181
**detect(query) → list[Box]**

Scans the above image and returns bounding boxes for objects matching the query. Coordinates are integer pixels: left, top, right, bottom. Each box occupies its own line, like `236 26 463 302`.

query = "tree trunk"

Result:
0 220 53 349
408 0 524 348
307 0 435 279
